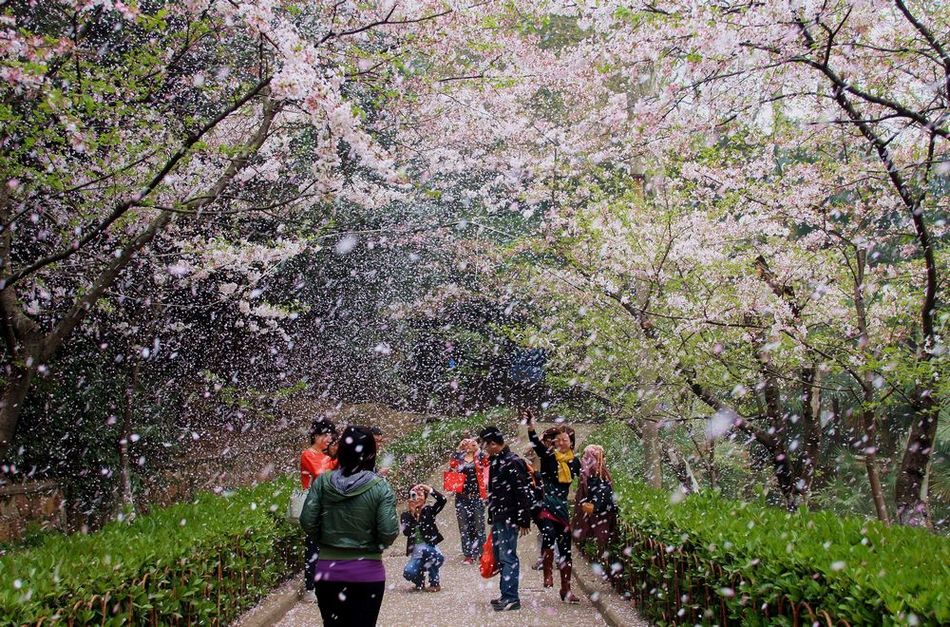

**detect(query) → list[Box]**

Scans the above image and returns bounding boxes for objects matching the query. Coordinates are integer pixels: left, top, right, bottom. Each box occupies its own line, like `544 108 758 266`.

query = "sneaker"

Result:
531 557 543 570
493 600 521 611
299 589 317 603
427 584 441 592
462 557 474 565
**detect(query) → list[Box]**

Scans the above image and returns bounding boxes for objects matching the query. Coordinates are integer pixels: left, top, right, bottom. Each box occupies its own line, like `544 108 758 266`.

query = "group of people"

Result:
295 409 617 625
474 408 618 611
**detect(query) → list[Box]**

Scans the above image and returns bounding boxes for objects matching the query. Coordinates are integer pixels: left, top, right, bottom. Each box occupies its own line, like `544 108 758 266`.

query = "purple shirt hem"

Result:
314 558 386 583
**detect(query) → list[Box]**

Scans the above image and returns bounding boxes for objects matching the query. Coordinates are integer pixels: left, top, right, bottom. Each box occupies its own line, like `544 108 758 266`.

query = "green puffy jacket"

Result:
299 470 399 560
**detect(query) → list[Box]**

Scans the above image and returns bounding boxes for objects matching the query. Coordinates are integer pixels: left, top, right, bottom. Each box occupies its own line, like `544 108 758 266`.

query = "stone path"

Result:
256 423 649 627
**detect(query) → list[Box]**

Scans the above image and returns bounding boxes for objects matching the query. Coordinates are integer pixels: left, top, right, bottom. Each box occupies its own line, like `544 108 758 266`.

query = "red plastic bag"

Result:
480 534 500 578
443 470 465 493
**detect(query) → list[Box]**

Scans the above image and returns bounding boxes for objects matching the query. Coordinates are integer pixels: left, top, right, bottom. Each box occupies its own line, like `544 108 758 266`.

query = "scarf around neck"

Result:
554 448 575 483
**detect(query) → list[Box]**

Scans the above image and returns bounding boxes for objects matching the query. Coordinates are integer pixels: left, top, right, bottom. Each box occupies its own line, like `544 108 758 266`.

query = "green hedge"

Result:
0 479 302 625
383 408 515 497
587 422 950 626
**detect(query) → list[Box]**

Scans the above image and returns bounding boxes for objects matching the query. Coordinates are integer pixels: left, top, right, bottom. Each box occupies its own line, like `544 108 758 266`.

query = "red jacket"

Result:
300 448 337 489
449 452 489 500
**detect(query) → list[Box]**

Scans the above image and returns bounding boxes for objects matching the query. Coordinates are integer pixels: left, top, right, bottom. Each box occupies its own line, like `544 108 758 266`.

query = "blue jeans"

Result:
403 543 444 587
492 521 520 603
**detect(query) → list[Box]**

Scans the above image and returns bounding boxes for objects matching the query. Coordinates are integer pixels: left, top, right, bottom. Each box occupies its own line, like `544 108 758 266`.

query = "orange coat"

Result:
449 452 489 499
300 448 337 489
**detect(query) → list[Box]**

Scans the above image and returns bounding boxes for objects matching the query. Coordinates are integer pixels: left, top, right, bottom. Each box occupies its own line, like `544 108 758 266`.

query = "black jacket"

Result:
487 447 533 528
529 429 580 501
400 490 447 555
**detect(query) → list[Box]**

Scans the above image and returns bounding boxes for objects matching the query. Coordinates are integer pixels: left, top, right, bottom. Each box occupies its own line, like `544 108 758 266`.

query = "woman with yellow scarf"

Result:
525 409 581 604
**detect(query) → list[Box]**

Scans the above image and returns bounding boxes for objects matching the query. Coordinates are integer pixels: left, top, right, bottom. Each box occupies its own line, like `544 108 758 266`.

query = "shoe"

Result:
542 548 555 588
531 557 543 570
462 557 473 565
490 597 503 606
493 600 521 611
559 563 580 603
299 589 317 603
427 584 441 592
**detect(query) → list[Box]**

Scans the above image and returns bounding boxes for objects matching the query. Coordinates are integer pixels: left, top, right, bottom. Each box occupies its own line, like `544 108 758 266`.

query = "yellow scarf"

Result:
554 449 575 484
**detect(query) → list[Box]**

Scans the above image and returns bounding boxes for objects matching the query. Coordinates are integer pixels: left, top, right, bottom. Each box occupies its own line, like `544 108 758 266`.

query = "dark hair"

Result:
309 418 337 444
369 426 383 437
479 426 504 445
557 425 577 449
336 426 377 476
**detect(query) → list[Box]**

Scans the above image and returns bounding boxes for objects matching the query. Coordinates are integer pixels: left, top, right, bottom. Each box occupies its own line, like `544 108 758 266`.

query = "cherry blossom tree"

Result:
0 0 470 459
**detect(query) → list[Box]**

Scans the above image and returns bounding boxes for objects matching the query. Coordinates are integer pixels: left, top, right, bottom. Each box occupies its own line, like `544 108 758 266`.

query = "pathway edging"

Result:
573 558 646 627
235 575 301 627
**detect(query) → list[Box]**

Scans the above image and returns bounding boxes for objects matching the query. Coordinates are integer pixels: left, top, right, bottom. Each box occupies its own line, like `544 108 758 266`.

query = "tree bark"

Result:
0 362 36 452
895 398 937 527
642 418 663 488
864 446 890 525
117 360 139 517
663 442 699 494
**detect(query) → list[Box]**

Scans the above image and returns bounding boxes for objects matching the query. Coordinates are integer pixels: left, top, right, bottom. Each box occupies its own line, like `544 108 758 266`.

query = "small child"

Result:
401 484 447 592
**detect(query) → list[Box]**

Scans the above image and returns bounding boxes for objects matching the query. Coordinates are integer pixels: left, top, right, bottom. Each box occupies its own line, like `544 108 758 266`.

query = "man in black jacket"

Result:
480 425 532 612
401 484 447 592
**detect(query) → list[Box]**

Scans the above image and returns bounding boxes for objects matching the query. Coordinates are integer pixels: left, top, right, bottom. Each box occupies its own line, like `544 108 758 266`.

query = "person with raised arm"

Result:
525 408 582 603
401 483 447 591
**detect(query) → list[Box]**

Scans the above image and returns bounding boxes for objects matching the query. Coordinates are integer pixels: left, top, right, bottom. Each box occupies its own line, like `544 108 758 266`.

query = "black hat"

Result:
309 418 337 439
479 426 505 445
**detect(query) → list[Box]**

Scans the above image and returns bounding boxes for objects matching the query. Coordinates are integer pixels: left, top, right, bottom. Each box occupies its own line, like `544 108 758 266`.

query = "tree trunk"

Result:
117 361 139 518
0 362 36 458
865 454 890 525
641 419 663 488
799 366 823 498
663 442 699 494
894 394 938 527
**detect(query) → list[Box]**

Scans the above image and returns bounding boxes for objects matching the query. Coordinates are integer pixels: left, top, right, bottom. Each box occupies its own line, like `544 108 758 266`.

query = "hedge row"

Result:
383 408 515 497
0 479 302 625
586 422 950 626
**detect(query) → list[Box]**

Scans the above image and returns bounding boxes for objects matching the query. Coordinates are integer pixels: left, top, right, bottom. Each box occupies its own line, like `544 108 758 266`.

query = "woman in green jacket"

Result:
300 425 399 626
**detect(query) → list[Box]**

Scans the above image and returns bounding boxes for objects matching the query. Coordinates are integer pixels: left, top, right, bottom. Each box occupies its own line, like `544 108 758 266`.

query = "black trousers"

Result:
455 495 486 558
315 580 385 626
538 518 572 567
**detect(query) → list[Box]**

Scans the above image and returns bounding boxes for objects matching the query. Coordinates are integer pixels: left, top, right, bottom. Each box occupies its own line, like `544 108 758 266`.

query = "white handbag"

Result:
286 487 308 523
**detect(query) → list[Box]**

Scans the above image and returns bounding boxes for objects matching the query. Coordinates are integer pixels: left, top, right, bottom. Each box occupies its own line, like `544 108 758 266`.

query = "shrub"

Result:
0 479 302 625
586 423 950 626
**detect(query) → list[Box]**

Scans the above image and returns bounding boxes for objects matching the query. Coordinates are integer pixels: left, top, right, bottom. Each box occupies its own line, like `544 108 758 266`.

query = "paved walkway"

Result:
262 423 647 627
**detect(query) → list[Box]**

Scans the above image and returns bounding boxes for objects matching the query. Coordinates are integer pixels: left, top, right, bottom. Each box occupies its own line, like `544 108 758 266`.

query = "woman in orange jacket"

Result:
448 437 489 563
